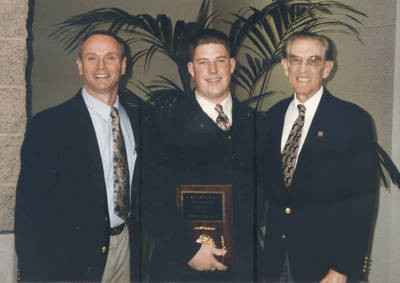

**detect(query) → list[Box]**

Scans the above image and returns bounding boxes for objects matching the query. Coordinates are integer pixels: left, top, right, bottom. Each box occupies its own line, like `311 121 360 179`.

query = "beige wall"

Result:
31 0 205 115
213 0 395 153
372 1 400 282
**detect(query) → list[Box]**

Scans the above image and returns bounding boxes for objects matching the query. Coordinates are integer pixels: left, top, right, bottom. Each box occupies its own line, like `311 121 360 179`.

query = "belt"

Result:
110 222 125 236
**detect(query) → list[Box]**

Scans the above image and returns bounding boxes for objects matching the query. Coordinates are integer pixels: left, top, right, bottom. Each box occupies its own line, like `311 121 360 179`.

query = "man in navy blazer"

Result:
142 29 256 282
15 31 142 282
258 32 378 282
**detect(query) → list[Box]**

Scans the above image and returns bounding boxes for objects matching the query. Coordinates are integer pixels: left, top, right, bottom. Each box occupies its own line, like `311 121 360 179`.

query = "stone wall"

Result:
0 0 28 282
0 0 28 231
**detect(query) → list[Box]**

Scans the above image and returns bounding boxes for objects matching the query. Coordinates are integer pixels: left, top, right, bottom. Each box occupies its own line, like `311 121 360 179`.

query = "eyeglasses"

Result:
287 55 323 67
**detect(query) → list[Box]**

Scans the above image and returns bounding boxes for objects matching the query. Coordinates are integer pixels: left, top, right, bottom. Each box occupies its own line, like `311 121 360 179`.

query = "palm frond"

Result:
50 8 144 52
51 0 367 110
374 143 400 190
132 76 185 112
242 90 280 110
233 53 280 97
230 0 366 97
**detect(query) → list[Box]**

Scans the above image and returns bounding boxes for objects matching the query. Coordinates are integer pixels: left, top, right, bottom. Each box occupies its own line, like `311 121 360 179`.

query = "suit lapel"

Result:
230 97 255 148
74 92 104 177
119 92 141 211
120 91 141 148
71 92 107 211
183 92 220 133
296 90 331 169
231 97 245 134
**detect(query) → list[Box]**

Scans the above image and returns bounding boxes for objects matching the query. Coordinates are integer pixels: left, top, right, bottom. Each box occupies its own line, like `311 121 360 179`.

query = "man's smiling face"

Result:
77 34 126 102
188 43 235 104
281 38 333 102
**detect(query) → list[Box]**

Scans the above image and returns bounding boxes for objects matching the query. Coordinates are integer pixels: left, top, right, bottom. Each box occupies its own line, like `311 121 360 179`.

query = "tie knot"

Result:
297 104 306 115
215 104 223 114
110 106 119 119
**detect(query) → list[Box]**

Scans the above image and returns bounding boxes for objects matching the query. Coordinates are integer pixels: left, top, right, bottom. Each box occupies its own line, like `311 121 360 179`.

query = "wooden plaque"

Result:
176 184 234 265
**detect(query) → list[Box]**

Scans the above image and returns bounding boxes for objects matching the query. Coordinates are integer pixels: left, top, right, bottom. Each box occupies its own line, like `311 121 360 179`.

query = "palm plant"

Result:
228 0 366 109
50 0 366 111
51 0 214 110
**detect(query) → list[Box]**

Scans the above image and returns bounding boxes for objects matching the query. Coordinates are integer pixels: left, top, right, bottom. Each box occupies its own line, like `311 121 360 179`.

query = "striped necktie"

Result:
215 104 231 131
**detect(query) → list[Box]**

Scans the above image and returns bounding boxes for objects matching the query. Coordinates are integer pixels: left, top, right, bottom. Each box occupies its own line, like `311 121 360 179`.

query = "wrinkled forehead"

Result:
80 34 123 57
287 38 327 58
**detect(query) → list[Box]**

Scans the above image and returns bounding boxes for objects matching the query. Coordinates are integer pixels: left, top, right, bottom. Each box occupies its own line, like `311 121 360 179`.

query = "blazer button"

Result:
282 234 287 239
285 207 292 214
101 246 107 253
105 217 108 222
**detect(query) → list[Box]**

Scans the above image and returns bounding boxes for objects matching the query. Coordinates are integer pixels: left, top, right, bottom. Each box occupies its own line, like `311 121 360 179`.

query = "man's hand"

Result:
187 244 228 271
320 269 347 283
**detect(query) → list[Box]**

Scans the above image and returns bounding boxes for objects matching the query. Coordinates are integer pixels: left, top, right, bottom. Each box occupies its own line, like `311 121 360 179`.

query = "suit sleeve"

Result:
14 113 61 280
294 109 378 279
331 116 377 279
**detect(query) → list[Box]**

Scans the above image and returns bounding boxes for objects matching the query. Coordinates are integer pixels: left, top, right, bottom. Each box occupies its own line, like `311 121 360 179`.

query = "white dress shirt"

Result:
280 86 324 165
82 88 137 228
195 92 233 125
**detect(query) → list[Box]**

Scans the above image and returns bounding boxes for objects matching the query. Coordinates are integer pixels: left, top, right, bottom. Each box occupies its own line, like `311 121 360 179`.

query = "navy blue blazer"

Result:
142 92 257 282
15 90 143 282
258 89 378 281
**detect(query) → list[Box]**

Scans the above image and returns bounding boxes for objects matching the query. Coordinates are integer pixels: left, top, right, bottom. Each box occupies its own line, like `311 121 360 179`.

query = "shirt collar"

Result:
81 87 120 121
195 92 233 114
293 86 323 114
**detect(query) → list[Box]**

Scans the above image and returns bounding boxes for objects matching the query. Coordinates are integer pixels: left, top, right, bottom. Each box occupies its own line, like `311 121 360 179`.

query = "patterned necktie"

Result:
281 104 306 188
110 106 130 219
215 104 231 131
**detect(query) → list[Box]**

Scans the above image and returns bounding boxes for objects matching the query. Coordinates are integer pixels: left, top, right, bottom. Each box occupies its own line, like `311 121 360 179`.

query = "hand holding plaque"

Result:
176 184 234 265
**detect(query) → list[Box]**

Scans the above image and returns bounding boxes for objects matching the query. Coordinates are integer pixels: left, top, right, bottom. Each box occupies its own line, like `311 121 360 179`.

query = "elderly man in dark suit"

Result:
142 29 256 282
15 31 142 282
258 31 378 282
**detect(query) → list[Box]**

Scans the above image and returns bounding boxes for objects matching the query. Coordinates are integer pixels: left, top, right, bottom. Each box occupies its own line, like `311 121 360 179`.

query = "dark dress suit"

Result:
258 89 378 281
14 90 143 282
142 92 257 282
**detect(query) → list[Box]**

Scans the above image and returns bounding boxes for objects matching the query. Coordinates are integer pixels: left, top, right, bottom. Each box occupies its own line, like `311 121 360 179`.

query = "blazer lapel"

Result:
71 92 107 210
231 97 249 136
120 91 142 148
295 90 330 168
119 91 142 212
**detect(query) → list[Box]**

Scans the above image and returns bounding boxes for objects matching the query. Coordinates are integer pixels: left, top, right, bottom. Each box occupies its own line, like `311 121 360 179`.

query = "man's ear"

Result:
230 58 236 74
187 61 194 77
121 56 127 76
281 58 290 77
77 57 83 76
323 60 334 79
